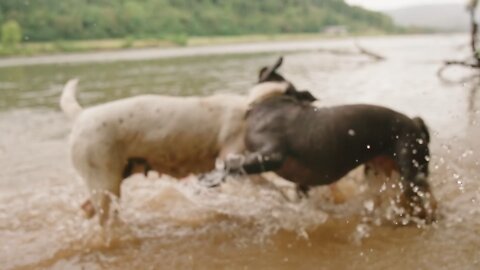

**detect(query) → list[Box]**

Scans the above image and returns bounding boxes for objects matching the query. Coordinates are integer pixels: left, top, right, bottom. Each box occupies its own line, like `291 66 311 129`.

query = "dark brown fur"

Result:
214 57 437 222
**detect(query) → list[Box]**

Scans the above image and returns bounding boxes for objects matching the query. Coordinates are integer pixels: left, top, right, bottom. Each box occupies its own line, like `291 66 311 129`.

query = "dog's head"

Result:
284 87 317 103
258 57 288 84
249 57 317 105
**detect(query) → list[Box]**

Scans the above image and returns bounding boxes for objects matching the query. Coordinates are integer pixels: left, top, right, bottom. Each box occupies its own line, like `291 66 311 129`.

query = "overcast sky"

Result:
346 0 467 11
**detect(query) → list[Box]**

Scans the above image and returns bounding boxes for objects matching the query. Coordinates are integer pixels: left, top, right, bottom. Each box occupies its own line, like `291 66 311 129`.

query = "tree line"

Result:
0 0 397 44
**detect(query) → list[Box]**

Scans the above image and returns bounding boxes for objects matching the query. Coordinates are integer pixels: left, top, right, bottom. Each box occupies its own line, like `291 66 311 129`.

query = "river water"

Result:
0 34 479 269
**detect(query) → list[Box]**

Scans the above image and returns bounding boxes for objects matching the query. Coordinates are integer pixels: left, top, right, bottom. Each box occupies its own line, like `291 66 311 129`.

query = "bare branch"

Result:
316 43 386 62
354 42 386 61
438 0 480 81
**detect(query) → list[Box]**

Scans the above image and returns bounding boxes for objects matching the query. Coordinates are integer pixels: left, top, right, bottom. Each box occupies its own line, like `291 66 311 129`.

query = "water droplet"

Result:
364 200 375 212
412 159 419 168
380 183 387 192
366 145 371 149
354 224 371 242
348 129 356 136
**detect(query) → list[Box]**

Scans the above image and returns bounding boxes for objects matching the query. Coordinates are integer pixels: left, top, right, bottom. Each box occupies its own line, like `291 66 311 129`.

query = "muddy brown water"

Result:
0 34 479 269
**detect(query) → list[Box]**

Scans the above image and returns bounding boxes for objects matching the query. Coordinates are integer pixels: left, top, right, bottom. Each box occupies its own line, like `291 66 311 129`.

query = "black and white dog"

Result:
202 57 437 222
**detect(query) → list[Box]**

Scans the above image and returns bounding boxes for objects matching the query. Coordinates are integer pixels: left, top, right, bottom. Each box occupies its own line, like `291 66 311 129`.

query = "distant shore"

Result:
0 33 461 68
0 32 389 58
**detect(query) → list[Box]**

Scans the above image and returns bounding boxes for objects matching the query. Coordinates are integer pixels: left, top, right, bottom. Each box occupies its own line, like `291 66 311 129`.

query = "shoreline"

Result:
0 33 463 68
0 32 380 58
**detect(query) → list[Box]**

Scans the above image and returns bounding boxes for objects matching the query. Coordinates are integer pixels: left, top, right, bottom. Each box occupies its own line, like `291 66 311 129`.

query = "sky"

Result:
346 0 466 11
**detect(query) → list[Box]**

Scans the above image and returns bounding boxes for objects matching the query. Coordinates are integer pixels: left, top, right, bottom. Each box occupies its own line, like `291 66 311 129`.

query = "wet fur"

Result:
224 57 437 222
61 79 297 224
61 80 249 224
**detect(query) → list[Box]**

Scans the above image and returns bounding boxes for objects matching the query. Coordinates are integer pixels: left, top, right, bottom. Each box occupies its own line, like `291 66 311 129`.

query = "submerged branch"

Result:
316 42 386 62
438 0 480 81
354 42 386 61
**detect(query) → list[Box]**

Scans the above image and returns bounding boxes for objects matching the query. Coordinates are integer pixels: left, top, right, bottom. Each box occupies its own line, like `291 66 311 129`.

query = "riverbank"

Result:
0 32 391 58
0 33 459 68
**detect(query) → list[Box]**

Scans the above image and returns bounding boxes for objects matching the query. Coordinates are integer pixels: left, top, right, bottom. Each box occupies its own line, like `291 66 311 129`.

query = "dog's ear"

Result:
258 56 286 83
272 56 283 71
296 90 318 102
258 67 269 82
285 88 317 103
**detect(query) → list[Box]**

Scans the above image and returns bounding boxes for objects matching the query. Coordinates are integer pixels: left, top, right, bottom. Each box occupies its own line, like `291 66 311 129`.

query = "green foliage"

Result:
0 0 398 42
121 36 135 48
54 40 77 52
1 20 22 47
165 34 188 46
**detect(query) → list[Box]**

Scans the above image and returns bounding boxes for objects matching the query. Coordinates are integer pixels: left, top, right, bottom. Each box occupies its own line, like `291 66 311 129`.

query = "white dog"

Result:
60 79 291 225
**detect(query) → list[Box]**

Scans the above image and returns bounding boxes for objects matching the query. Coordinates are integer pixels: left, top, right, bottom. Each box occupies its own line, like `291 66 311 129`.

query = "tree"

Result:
0 0 398 42
1 20 22 48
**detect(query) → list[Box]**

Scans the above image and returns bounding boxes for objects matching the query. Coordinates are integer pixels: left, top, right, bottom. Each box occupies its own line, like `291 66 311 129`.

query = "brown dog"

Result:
203 57 437 222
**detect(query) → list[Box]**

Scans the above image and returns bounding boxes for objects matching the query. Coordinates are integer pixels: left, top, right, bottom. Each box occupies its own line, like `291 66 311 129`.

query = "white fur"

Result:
246 81 290 105
60 78 82 120
61 79 288 224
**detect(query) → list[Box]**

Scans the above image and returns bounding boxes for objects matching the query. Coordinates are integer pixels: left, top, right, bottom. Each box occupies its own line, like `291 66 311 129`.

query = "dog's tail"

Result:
413 116 430 144
60 78 82 120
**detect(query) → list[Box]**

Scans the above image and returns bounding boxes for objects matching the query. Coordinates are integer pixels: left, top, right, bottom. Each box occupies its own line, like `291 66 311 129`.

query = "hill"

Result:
0 0 397 42
386 4 469 32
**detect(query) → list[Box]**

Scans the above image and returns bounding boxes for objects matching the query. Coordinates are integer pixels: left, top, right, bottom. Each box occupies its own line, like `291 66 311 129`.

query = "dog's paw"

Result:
81 199 96 219
198 170 227 188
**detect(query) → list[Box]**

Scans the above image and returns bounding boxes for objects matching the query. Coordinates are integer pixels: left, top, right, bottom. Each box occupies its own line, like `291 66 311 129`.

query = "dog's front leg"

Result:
228 152 285 174
198 152 285 187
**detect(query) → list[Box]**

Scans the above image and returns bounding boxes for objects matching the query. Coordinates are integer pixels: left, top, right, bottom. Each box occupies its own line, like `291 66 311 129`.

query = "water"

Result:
1 34 479 269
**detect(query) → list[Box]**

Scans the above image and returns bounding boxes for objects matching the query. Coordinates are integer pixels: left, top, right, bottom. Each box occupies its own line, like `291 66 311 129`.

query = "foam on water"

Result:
1 35 480 269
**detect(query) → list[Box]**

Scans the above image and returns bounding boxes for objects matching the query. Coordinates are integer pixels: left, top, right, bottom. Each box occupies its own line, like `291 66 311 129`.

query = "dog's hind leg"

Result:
72 141 124 225
81 199 96 219
81 159 138 220
395 137 437 223
84 166 123 226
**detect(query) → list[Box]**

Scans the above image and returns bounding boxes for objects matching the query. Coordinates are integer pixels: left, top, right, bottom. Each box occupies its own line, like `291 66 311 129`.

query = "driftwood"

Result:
354 42 385 61
438 0 480 121
317 42 386 62
438 0 480 78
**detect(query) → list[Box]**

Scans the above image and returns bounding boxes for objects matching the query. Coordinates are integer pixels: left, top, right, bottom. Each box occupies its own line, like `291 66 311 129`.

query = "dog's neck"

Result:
247 81 290 106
